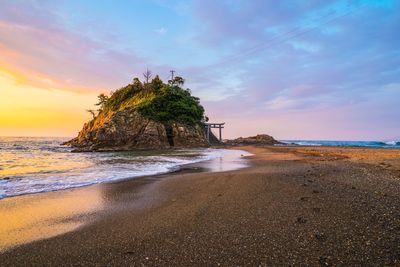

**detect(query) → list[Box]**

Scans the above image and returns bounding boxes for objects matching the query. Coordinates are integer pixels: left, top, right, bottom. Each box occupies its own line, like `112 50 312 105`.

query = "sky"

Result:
0 0 399 140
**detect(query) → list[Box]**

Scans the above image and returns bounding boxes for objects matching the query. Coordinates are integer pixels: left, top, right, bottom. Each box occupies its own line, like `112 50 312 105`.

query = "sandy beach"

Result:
1 145 400 266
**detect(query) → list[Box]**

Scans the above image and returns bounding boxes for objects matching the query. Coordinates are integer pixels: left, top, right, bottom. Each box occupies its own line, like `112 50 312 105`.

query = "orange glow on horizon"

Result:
0 69 99 137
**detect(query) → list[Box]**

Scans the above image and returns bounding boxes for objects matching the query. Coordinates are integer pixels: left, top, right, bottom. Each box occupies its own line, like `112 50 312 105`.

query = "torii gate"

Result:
204 122 225 142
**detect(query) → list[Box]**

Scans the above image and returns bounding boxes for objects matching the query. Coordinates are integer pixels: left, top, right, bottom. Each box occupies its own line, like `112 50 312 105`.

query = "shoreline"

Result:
0 147 253 252
1 145 400 265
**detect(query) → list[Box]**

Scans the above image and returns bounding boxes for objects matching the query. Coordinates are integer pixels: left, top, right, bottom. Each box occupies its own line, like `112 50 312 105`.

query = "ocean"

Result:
2 137 399 199
282 140 400 148
0 137 251 199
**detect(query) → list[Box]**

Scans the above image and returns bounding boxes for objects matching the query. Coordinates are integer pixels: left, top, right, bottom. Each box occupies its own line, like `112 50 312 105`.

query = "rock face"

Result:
65 109 208 151
226 134 281 146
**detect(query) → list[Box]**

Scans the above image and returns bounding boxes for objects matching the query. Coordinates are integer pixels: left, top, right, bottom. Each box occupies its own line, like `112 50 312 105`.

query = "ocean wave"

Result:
288 141 322 146
381 141 400 146
282 140 400 148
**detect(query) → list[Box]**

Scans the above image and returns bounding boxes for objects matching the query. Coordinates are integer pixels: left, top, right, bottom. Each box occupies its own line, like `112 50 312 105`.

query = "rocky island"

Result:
225 134 282 146
65 75 210 151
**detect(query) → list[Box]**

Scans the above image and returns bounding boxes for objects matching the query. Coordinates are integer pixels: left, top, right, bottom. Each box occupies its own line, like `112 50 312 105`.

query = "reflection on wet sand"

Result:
187 149 252 172
0 187 104 251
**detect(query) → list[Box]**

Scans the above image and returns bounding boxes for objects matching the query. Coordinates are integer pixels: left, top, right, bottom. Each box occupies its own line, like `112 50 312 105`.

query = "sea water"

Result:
282 140 400 148
0 137 251 199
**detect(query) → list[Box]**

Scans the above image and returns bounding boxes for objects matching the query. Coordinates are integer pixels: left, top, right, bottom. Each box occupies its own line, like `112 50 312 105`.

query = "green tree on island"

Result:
96 93 109 110
168 76 185 86
91 73 205 126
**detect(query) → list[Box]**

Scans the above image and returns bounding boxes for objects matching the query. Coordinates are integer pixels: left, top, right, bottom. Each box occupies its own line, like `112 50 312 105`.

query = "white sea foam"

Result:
0 137 251 199
282 140 400 148
383 140 400 146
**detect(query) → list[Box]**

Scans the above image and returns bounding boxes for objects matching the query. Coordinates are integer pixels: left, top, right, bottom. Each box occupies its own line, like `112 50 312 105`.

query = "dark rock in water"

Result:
225 134 281 146
64 109 208 151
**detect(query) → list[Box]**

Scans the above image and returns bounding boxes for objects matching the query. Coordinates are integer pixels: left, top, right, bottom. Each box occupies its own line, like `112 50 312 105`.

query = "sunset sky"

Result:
0 0 399 140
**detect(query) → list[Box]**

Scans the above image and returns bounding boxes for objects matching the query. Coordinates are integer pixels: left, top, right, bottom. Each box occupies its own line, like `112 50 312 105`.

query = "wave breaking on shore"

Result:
282 140 400 148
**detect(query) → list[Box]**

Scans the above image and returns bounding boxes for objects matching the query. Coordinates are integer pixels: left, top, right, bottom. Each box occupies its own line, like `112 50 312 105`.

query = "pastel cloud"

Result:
0 0 399 139
190 0 400 139
0 1 144 92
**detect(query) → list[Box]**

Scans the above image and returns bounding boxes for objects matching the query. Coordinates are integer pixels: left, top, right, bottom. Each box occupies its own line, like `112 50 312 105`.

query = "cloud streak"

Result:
0 0 399 139
0 1 145 92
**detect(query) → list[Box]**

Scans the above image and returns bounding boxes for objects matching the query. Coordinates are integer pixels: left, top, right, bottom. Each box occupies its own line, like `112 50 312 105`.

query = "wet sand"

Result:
1 146 400 266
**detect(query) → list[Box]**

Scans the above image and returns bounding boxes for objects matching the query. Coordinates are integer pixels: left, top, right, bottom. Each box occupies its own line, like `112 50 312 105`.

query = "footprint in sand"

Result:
319 256 331 266
296 217 307 224
315 233 327 242
312 207 321 213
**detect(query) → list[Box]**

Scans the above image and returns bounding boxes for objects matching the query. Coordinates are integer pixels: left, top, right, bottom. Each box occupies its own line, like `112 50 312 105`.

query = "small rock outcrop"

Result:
226 134 281 146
